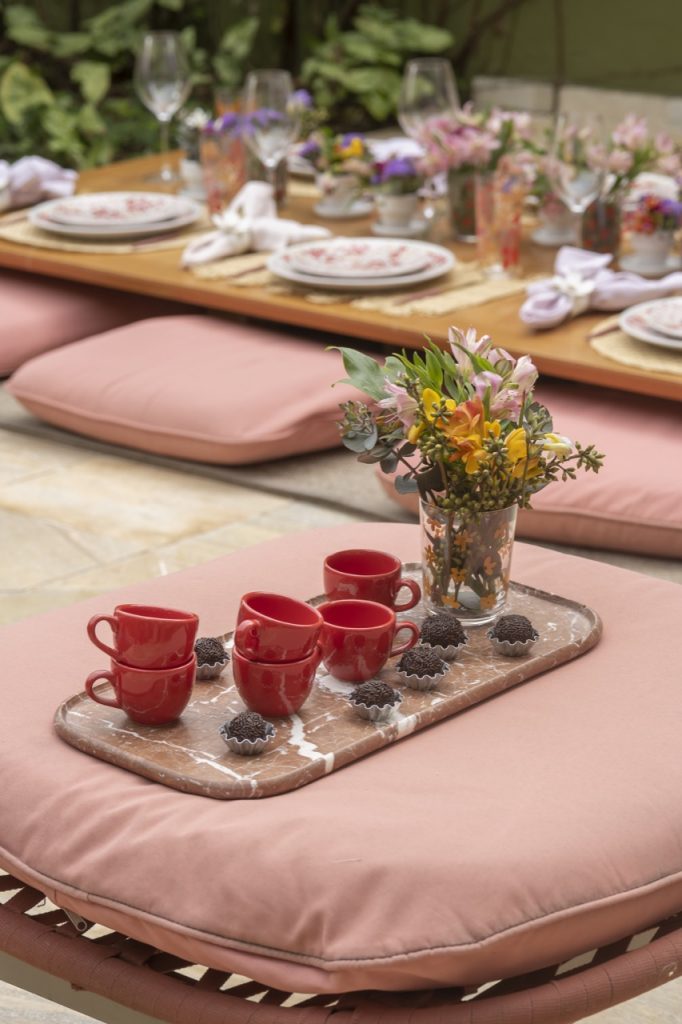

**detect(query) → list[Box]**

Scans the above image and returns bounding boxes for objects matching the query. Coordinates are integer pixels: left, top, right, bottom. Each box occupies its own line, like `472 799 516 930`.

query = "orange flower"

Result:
441 595 461 609
479 593 498 610
450 567 467 583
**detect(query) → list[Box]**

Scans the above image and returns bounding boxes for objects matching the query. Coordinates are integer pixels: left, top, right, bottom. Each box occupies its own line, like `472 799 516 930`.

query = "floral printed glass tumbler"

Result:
475 168 526 278
334 330 605 624
199 113 246 214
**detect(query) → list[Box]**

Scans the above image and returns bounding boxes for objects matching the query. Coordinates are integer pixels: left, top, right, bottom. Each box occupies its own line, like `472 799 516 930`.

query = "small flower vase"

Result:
474 170 525 278
374 192 419 230
448 170 476 242
581 196 621 255
316 172 360 215
627 229 675 273
420 501 517 625
532 192 579 246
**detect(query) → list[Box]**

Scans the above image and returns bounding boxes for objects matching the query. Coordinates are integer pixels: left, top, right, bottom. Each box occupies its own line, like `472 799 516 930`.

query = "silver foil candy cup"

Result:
349 691 403 722
219 720 276 756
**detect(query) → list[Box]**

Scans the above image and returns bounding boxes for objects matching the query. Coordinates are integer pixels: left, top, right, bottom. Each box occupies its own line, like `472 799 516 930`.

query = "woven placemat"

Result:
0 216 210 254
589 316 682 376
191 254 532 316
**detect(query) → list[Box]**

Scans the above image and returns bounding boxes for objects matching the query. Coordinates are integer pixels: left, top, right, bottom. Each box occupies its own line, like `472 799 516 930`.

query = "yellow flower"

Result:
408 387 456 444
505 426 543 480
542 432 573 457
335 137 364 159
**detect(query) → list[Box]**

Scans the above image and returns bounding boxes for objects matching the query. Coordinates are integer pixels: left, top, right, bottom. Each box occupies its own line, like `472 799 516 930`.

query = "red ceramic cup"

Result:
232 646 322 717
317 599 420 683
323 549 421 611
87 604 199 670
235 592 323 663
85 656 196 726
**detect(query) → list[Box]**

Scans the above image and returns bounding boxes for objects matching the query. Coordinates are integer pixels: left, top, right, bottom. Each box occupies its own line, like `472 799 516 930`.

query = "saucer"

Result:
619 253 682 278
313 198 374 220
371 218 429 238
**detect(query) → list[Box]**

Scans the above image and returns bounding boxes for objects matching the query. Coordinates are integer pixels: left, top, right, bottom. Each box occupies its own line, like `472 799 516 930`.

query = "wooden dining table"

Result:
0 152 679 402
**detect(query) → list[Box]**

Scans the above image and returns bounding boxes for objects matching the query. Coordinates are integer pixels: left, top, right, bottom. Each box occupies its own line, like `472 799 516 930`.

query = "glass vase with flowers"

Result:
371 156 423 231
334 330 604 624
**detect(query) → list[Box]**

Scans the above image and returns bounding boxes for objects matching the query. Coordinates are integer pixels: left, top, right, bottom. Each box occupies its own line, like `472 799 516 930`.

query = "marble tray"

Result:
54 570 601 799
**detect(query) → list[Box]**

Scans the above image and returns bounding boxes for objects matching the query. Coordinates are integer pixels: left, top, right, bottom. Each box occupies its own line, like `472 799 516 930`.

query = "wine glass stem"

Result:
159 119 172 182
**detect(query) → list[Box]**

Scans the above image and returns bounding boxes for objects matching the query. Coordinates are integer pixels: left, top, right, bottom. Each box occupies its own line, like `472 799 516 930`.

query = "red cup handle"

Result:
391 620 420 657
85 669 121 709
235 618 259 657
87 614 119 659
393 578 421 612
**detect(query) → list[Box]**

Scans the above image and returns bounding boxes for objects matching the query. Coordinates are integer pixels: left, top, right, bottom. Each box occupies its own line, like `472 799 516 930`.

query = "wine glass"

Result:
398 58 459 220
242 70 300 191
549 112 607 214
135 31 192 185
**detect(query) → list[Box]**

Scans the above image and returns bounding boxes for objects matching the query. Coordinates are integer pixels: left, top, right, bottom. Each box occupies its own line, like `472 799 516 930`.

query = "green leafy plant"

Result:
301 4 454 129
0 1 259 168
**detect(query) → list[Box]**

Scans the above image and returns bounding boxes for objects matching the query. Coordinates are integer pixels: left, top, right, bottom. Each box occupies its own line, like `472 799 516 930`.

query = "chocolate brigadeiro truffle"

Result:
350 681 400 708
489 614 538 643
398 646 447 678
194 636 230 680
220 711 275 755
349 681 402 722
225 711 271 742
195 636 228 665
420 613 467 652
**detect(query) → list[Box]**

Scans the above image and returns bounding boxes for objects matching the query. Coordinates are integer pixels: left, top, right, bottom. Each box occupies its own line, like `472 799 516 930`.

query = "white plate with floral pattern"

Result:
268 242 455 291
288 238 430 278
631 297 682 338
29 198 202 239
619 302 682 351
38 192 197 227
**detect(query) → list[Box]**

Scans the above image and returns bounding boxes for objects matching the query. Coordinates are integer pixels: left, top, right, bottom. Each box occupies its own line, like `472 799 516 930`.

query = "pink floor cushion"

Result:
0 524 681 995
0 270 177 376
6 315 357 464
376 381 682 558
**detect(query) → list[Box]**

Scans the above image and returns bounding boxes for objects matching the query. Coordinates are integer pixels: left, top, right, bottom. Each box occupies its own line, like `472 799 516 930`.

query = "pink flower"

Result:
655 132 675 156
608 148 634 175
510 354 538 396
658 154 682 177
473 370 504 403
612 115 648 151
378 379 418 431
586 143 609 171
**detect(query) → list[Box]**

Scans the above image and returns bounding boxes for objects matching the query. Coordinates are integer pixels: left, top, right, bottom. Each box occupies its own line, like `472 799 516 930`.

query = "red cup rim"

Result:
115 604 199 624
318 599 395 631
232 646 320 668
109 654 196 678
240 592 323 629
324 549 401 580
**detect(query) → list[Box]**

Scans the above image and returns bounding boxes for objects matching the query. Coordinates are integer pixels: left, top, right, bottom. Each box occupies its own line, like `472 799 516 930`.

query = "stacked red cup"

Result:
85 604 199 725
319 549 422 682
232 593 324 716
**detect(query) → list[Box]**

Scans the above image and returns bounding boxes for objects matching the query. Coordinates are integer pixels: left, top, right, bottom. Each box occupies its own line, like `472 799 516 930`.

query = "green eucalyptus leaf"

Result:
71 61 110 105
395 474 419 494
0 63 53 126
328 347 387 401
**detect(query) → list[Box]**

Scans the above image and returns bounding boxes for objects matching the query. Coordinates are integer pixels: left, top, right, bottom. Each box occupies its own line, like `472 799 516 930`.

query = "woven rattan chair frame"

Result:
0 873 680 1024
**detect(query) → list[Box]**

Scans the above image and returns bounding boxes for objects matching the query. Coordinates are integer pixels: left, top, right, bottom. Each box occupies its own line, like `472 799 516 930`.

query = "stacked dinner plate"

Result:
619 297 682 353
28 191 202 240
267 237 455 291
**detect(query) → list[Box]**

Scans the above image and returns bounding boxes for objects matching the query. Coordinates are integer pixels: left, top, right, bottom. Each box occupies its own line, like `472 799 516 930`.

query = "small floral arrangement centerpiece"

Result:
371 156 423 230
418 103 533 259
335 330 604 623
300 130 373 213
623 192 682 271
582 116 682 254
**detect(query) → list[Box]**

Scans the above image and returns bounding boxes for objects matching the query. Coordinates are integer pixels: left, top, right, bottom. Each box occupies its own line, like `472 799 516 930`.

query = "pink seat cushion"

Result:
0 524 680 994
0 271 176 376
376 381 682 558
7 315 357 464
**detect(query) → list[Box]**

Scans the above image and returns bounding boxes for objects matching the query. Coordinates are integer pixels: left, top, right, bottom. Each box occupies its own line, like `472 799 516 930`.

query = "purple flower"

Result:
300 138 321 160
290 89 313 109
341 132 364 147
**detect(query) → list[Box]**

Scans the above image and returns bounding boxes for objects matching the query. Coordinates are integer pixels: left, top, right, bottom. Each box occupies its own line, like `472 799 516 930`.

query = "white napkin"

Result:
181 181 331 267
0 156 78 212
520 246 682 329
369 137 424 162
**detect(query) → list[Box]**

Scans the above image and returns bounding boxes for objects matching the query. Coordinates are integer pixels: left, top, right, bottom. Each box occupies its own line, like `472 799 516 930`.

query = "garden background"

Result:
0 0 678 168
